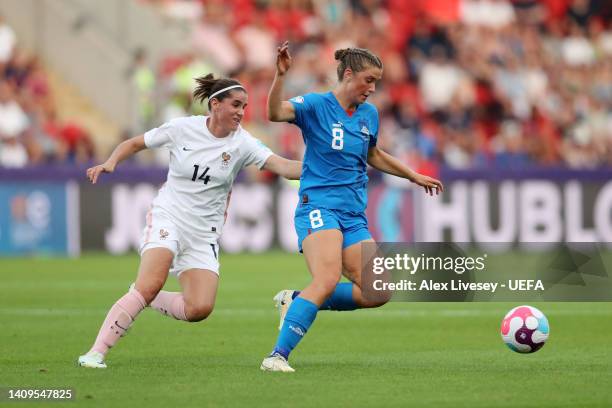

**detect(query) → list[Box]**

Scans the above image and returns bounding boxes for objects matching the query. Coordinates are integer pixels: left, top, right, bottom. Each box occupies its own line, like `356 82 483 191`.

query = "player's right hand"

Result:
86 162 115 184
276 41 292 75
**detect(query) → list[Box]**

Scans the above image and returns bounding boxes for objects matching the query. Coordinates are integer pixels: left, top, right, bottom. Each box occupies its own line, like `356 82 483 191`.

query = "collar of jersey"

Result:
203 115 236 142
325 92 363 121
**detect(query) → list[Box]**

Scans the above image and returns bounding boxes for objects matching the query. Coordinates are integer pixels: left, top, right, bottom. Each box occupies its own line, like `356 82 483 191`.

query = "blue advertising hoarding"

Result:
0 165 610 255
0 182 79 256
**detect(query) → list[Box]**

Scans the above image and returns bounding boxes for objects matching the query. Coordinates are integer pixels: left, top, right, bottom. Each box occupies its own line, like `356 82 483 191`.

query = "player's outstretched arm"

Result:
367 146 443 196
267 41 296 122
262 154 302 180
86 135 147 184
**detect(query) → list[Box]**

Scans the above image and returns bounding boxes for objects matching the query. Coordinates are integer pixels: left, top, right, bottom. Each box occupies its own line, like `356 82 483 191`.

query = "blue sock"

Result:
320 282 358 311
272 297 318 360
292 283 358 311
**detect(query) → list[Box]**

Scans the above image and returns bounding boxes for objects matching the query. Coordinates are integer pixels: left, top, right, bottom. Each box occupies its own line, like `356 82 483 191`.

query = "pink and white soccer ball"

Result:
501 305 549 353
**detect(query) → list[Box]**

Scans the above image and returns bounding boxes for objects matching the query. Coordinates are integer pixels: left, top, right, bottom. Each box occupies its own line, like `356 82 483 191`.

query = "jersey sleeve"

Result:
289 93 318 134
369 106 380 148
144 121 176 149
242 134 274 169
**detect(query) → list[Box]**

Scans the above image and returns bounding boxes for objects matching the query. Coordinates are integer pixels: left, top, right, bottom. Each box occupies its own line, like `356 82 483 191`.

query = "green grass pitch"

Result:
1 252 611 407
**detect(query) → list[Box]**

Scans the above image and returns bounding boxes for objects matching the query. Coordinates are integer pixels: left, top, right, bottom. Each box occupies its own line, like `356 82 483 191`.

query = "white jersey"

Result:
144 115 273 242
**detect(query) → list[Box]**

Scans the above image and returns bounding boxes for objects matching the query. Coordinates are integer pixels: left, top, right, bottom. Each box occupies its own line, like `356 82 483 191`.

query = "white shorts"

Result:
139 207 220 277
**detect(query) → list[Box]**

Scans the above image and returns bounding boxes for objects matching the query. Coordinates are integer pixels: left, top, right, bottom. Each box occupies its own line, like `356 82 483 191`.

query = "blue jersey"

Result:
290 92 379 213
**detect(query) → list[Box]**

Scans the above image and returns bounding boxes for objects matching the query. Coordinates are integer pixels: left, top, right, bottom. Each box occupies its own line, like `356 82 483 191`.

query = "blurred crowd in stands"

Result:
2 0 611 171
139 0 612 172
0 15 95 168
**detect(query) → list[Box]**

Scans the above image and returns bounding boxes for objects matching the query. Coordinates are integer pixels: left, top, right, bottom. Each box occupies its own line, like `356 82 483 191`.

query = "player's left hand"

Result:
412 174 444 196
276 41 292 75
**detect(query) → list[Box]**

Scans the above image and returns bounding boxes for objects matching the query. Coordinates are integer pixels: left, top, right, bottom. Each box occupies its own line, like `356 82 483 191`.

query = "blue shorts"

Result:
294 205 372 252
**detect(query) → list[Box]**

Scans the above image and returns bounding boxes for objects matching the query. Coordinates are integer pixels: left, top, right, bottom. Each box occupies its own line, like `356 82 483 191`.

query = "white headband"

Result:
209 84 245 100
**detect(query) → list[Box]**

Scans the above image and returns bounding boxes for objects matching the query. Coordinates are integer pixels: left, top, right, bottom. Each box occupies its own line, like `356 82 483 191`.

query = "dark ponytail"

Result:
334 48 383 82
193 74 245 109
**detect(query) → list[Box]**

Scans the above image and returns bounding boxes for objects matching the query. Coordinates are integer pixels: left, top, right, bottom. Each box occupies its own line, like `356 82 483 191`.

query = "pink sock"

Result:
90 288 147 356
150 291 188 321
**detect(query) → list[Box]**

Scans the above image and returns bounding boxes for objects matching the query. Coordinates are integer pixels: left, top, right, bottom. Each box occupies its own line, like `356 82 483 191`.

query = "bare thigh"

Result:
299 229 344 306
178 269 219 322
135 247 174 304
342 239 392 307
341 238 375 287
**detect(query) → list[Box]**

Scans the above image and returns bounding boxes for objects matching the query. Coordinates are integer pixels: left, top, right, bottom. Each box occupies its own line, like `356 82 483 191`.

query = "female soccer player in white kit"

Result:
77 74 302 368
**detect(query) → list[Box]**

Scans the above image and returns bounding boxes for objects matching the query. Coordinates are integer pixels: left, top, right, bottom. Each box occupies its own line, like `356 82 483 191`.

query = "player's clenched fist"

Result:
86 162 115 184
276 41 292 76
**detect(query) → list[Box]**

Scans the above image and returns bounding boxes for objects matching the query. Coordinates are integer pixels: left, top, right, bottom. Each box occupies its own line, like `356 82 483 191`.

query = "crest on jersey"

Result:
359 120 370 140
159 229 169 240
221 152 232 168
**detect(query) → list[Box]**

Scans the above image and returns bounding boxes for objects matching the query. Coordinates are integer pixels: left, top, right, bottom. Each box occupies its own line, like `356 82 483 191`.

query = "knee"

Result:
185 302 215 322
362 288 392 308
380 289 393 305
136 281 165 305
311 276 340 298
371 293 392 308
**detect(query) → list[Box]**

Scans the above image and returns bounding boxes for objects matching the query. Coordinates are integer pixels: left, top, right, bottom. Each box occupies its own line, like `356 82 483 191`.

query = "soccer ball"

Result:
501 305 549 353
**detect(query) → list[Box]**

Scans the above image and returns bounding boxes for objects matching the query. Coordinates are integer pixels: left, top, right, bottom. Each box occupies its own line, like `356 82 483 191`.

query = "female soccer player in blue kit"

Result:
261 42 444 372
